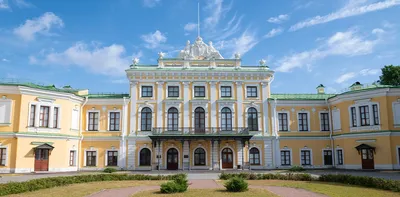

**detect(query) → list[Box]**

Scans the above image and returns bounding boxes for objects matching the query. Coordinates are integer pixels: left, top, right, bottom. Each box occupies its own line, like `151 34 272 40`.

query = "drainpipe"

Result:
77 96 88 171
326 98 335 168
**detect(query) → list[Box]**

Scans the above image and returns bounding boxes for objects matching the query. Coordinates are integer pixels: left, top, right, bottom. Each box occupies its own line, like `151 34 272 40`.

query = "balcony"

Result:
149 127 252 141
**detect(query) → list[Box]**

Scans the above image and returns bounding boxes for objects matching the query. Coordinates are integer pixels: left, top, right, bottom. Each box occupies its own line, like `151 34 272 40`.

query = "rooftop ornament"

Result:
234 52 241 59
158 52 165 59
131 57 139 69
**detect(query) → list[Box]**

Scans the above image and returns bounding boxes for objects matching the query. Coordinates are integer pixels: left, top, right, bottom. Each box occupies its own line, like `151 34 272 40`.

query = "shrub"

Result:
0 173 187 196
103 167 117 173
160 176 188 194
288 166 305 172
224 177 248 192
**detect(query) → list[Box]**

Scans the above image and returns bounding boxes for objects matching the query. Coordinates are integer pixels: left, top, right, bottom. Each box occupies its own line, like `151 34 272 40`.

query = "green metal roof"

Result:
270 94 336 100
0 80 84 94
85 93 130 99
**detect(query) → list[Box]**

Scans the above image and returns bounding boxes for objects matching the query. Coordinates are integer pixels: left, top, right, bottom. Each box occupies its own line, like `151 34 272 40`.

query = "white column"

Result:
236 82 243 128
261 82 269 135
183 141 189 170
237 140 243 167
156 82 164 129
35 104 41 127
119 98 129 169
130 81 138 134
264 139 273 169
183 82 190 131
127 140 136 170
213 141 220 170
274 138 281 168
210 82 217 129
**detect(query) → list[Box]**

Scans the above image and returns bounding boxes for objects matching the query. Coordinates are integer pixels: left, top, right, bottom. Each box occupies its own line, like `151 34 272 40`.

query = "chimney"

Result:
350 82 363 91
316 84 325 94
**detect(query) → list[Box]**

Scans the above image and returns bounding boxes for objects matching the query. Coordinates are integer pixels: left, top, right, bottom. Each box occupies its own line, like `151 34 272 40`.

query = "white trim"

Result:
68 149 77 167
0 145 9 167
244 104 262 132
107 110 122 131
248 146 262 166
86 98 126 105
300 148 313 166
71 108 80 130
166 82 182 99
332 108 341 131
86 110 100 131
192 82 208 99
28 101 61 130
277 110 290 132
192 146 208 167
321 148 333 166
348 101 381 131
191 105 209 129
105 149 119 167
138 146 152 167
297 110 310 132
220 146 236 169
393 101 400 127
137 103 155 132
0 99 12 125
165 147 181 170
218 104 235 130
245 84 260 100
219 82 234 99
140 84 155 99
318 111 330 132
84 149 98 167
279 148 292 167
164 106 182 131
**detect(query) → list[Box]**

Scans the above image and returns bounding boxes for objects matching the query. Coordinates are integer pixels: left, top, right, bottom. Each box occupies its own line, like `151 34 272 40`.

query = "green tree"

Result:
379 65 400 86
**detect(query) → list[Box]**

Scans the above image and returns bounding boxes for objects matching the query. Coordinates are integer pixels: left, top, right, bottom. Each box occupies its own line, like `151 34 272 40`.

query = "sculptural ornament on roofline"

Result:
178 36 224 60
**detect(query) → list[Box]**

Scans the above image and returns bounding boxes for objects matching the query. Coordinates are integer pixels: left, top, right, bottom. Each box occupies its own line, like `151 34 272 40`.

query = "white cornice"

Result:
328 88 389 104
18 86 84 103
269 100 328 106
86 98 127 105
0 85 21 94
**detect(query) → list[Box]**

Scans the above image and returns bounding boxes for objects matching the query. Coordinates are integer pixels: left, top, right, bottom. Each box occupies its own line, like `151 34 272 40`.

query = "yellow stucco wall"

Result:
80 141 120 168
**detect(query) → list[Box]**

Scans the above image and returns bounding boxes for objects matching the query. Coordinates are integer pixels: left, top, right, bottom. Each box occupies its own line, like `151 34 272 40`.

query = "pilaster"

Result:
183 82 190 131
127 140 136 170
210 81 217 129
261 82 269 135
236 81 243 128
156 82 164 128
130 81 138 134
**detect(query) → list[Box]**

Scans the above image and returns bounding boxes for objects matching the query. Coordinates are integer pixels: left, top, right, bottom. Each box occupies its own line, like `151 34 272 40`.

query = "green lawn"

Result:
134 189 277 197
247 180 400 197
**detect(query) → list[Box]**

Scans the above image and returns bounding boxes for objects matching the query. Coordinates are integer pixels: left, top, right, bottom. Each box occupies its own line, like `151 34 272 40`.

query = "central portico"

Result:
125 36 276 171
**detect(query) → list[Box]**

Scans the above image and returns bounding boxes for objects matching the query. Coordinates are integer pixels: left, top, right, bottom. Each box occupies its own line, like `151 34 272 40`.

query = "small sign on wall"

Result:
184 155 189 158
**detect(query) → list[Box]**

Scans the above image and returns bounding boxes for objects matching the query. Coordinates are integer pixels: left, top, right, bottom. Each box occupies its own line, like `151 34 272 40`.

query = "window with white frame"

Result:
281 150 291 166
168 86 179 97
372 104 379 125
351 107 357 127
29 103 61 129
141 107 152 131
69 150 76 166
298 113 309 131
0 147 6 166
141 86 153 97
278 113 288 131
29 105 36 127
359 105 370 126
249 148 260 165
320 112 330 131
247 86 258 97
323 150 333 165
53 107 59 128
337 149 343 165
221 86 232 98
0 99 12 124
167 107 179 131
109 112 120 131
86 151 96 166
39 106 50 127
194 86 206 97
394 102 400 126
88 112 99 131
350 103 381 128
107 151 118 166
247 108 258 131
301 150 311 165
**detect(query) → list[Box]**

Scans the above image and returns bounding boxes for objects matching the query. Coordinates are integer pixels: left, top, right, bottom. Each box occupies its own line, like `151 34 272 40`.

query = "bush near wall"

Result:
0 173 187 196
160 176 189 194
219 172 400 192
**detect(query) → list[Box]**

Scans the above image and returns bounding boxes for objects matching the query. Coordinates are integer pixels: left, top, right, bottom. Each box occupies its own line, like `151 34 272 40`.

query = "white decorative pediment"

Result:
37 97 55 103
178 37 223 60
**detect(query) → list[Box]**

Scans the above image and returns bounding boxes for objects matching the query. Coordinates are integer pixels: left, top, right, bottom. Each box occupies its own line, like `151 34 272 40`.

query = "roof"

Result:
270 94 335 100
85 93 130 99
126 65 273 72
0 79 85 94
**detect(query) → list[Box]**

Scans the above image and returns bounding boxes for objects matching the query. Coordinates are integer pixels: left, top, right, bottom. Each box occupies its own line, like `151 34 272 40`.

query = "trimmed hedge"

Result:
103 167 117 173
160 176 188 194
288 166 305 172
0 173 187 196
219 172 400 192
224 177 248 192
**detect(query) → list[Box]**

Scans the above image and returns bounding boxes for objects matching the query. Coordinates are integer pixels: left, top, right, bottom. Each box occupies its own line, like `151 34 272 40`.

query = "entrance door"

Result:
221 148 233 169
167 148 178 170
323 150 333 165
34 149 49 171
194 107 205 134
361 148 374 169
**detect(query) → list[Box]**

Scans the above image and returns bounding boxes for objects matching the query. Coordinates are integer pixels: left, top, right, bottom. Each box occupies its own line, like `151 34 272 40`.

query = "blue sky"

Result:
0 0 399 94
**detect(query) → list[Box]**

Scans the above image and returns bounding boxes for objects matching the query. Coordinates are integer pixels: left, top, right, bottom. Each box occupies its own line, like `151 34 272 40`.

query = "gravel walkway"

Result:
87 180 328 197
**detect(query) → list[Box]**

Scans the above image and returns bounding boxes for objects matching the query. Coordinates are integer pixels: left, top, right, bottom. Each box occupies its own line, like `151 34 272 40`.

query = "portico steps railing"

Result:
151 127 249 135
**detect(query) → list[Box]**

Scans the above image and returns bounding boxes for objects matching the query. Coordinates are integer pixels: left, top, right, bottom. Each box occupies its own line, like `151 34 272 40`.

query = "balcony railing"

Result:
151 127 249 135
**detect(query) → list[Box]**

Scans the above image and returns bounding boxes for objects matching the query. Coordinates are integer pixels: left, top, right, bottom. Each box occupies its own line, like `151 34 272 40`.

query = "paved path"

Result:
87 180 327 197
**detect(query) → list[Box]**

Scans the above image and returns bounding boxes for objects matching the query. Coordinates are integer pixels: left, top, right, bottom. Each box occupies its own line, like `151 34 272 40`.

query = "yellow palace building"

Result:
0 36 400 173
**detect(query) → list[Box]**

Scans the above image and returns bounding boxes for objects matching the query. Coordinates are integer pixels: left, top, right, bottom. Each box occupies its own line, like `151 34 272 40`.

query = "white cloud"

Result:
335 68 380 83
6 73 16 78
143 0 160 7
267 14 289 24
184 22 197 35
141 30 167 49
204 0 232 30
30 42 130 76
215 29 258 57
13 0 32 8
110 79 128 84
13 12 63 41
360 68 380 76
132 50 143 59
276 28 382 72
290 0 400 31
0 0 9 9
264 28 284 38
2 58 9 62
335 72 357 83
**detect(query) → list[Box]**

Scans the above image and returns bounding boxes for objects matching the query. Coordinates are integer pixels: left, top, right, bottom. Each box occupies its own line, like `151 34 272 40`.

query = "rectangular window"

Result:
359 105 370 126
298 113 308 131
0 148 6 166
107 151 118 166
69 150 76 166
372 104 379 125
280 150 291 166
53 107 59 128
323 150 333 165
301 150 311 165
247 86 257 97
320 113 330 131
337 149 343 165
168 86 179 97
86 151 96 166
109 112 120 131
88 112 99 131
351 107 357 127
194 86 205 97
29 105 36 127
278 113 288 131
220 86 232 97
39 106 50 128
141 86 153 97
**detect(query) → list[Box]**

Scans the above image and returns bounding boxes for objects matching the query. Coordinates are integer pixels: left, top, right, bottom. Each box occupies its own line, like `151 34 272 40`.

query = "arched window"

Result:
221 107 232 131
141 107 152 131
168 107 179 131
139 148 151 166
194 148 206 166
194 107 205 133
247 108 258 131
249 148 260 165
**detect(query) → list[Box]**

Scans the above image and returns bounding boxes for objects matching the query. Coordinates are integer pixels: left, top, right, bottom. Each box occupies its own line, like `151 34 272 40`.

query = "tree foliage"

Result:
379 65 400 86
